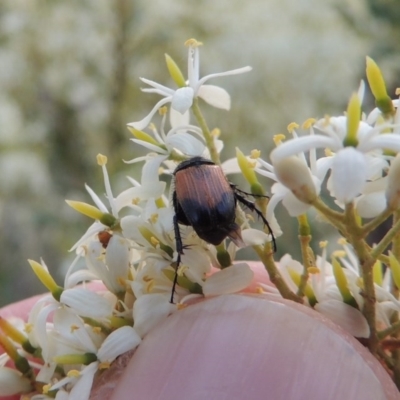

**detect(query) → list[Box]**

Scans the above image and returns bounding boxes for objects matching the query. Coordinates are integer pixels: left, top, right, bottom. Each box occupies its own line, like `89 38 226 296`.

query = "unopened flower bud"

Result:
273 156 317 204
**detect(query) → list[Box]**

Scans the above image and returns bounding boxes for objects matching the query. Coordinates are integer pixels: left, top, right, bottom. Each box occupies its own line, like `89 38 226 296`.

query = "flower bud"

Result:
273 156 317 204
366 57 394 116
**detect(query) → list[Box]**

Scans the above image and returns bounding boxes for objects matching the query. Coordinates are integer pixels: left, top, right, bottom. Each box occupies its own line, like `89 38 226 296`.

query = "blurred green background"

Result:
1 0 399 306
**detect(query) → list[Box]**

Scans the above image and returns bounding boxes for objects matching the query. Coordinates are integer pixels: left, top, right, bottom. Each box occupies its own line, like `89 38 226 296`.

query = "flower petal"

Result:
128 97 172 130
271 135 337 163
203 263 253 296
60 288 115 319
241 229 271 246
170 107 190 127
171 87 194 114
166 132 205 156
315 299 370 338
97 326 141 362
196 66 252 89
331 147 367 203
133 294 176 337
355 192 386 218
197 84 231 110
0 367 32 395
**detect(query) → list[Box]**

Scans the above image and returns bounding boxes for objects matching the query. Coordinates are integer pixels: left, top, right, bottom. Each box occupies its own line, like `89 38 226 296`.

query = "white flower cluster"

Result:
2 41 400 397
0 39 263 398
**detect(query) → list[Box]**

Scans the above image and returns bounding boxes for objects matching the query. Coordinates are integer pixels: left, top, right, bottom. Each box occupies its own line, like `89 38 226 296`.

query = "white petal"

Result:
130 139 168 154
60 288 114 319
170 107 190 127
241 229 271 246
97 326 141 362
359 133 400 153
69 222 104 252
105 235 130 292
166 132 205 156
67 362 98 400
65 269 99 290
85 184 108 213
203 263 253 297
36 362 57 383
196 66 252 89
273 156 317 203
115 182 166 210
140 77 175 96
281 190 312 216
171 87 194 114
197 84 231 110
32 302 58 361
53 308 98 353
0 367 31 395
331 148 367 203
315 299 370 338
221 158 241 174
355 192 386 218
270 135 337 163
128 97 172 130
315 156 333 182
133 294 176 337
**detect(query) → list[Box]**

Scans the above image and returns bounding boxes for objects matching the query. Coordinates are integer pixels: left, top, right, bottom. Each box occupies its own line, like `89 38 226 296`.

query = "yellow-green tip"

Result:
28 260 63 300
127 126 163 147
389 251 400 290
344 93 360 147
287 269 316 306
165 54 186 88
332 257 358 308
236 147 258 186
66 200 104 220
366 56 394 115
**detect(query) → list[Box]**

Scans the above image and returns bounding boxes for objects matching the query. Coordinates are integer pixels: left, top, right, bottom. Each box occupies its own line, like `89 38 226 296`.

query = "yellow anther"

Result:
96 154 108 166
273 134 286 146
319 241 328 248
302 118 317 129
308 267 320 274
250 149 261 159
287 122 299 133
158 106 168 116
185 38 203 47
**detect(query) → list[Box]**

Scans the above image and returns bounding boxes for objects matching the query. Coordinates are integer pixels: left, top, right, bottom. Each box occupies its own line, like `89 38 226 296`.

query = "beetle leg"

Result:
234 192 277 252
171 213 184 303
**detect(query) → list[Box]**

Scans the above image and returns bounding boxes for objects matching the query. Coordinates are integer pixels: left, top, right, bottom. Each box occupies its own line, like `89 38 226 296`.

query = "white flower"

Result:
133 294 176 337
0 367 31 396
256 153 321 236
128 40 252 130
127 110 206 167
270 116 400 204
202 263 254 297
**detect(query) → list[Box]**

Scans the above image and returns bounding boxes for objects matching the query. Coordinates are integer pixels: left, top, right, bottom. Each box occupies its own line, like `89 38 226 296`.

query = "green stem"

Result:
311 197 347 233
371 215 400 260
297 214 314 297
254 243 303 304
191 98 220 164
360 208 393 237
378 320 400 340
389 211 400 388
344 203 378 354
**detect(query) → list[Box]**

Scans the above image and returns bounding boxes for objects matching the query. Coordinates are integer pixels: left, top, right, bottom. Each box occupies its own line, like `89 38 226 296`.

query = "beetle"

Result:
171 156 275 302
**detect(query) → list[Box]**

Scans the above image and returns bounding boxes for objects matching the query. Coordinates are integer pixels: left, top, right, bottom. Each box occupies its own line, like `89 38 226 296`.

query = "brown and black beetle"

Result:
171 156 275 302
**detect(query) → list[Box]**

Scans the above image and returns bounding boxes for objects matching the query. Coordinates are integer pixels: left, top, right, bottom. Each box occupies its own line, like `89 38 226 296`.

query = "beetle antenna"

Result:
234 191 277 252
232 186 270 200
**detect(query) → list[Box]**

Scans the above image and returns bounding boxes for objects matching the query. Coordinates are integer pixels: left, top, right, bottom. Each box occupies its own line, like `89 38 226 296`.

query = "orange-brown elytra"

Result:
171 156 275 302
